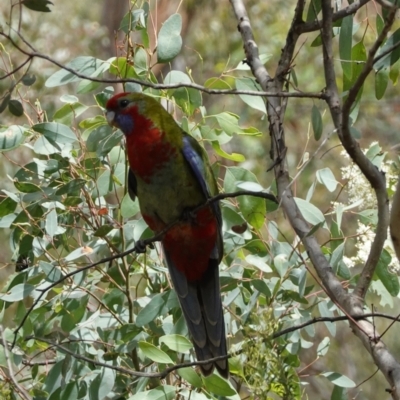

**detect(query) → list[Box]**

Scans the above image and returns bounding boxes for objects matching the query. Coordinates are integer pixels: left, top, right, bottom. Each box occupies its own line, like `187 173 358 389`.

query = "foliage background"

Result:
1 1 400 399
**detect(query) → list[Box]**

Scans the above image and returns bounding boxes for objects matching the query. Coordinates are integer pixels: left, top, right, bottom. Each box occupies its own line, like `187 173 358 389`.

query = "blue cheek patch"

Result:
116 113 134 135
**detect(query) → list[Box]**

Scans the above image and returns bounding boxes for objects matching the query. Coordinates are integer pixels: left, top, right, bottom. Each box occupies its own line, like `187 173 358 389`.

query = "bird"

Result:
105 92 228 377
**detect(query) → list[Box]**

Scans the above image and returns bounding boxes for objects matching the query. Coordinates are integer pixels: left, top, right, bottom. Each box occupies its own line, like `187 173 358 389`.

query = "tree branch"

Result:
29 336 230 379
390 179 400 261
299 0 371 34
12 189 277 348
341 8 396 299
272 312 400 339
0 32 326 100
320 2 400 398
230 0 400 397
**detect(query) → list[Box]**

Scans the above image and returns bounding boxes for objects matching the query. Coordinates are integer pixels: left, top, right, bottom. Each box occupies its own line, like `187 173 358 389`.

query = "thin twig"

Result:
30 336 230 379
272 312 400 339
0 32 326 99
11 189 278 347
299 0 371 34
0 326 32 400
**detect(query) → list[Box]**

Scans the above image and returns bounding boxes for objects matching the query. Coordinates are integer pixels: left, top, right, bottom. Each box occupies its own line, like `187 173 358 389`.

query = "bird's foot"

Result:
182 208 197 224
135 240 155 254
135 240 147 254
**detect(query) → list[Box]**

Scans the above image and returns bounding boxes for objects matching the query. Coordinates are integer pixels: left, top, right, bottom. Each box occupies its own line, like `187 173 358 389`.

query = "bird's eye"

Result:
120 99 129 108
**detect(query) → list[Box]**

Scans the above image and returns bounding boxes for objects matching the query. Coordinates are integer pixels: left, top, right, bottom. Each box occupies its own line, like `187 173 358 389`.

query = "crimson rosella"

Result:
105 92 228 377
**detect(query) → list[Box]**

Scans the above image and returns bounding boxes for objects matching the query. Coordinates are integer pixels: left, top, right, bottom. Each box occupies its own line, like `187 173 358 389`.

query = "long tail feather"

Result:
164 250 228 378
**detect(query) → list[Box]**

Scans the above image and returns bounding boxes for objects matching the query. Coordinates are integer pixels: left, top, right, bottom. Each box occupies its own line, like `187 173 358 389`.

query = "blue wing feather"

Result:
181 135 222 229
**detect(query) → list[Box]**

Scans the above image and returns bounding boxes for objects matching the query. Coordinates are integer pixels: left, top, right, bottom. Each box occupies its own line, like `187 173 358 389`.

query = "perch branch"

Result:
320 2 400 398
12 189 277 347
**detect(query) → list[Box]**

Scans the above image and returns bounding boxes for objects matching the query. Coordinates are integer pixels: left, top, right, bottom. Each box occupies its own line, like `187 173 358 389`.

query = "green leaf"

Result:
246 255 272 273
40 261 63 282
109 57 138 79
0 197 17 217
204 77 232 90
0 214 16 228
45 56 105 87
159 334 193 354
350 126 361 139
234 53 271 70
8 100 24 116
53 102 88 125
86 124 113 151
33 122 76 144
121 193 140 218
343 40 367 93
14 181 42 193
22 74 37 86
164 71 202 116
95 89 114 110
60 381 79 400
352 42 367 80
224 167 266 229
203 374 236 396
64 246 93 262
211 141 245 162
321 372 356 388
134 48 149 75
251 278 272 297
330 243 350 280
56 179 86 195
128 386 176 400
376 14 384 35
139 341 173 363
317 337 330 356
311 34 322 47
228 357 244 378
311 105 323 141
294 197 326 227
375 249 399 296
45 208 58 238
43 361 63 395
90 368 115 400
375 68 389 100
120 8 148 34
0 283 35 302
22 0 53 12
157 14 182 63
177 367 202 387
331 385 347 400
375 28 400 71
235 77 266 113
306 0 321 22
316 167 338 192
213 112 243 136
0 94 11 114
0 125 26 152
306 220 325 237
339 16 353 79
136 291 178 326
95 163 126 198
93 225 114 237
63 196 82 206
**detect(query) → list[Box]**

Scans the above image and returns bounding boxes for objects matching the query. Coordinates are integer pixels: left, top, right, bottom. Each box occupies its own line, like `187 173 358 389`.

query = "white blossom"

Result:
340 143 400 273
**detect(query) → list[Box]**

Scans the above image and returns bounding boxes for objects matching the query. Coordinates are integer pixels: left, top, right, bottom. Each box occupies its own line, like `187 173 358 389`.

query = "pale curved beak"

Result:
106 110 115 126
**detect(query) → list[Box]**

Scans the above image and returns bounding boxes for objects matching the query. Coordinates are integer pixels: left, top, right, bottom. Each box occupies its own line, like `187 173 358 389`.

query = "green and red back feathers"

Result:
106 92 228 377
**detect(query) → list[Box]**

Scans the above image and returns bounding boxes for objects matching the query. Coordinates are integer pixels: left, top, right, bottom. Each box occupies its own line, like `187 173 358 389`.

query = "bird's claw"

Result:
135 240 155 254
182 208 197 223
135 240 147 254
